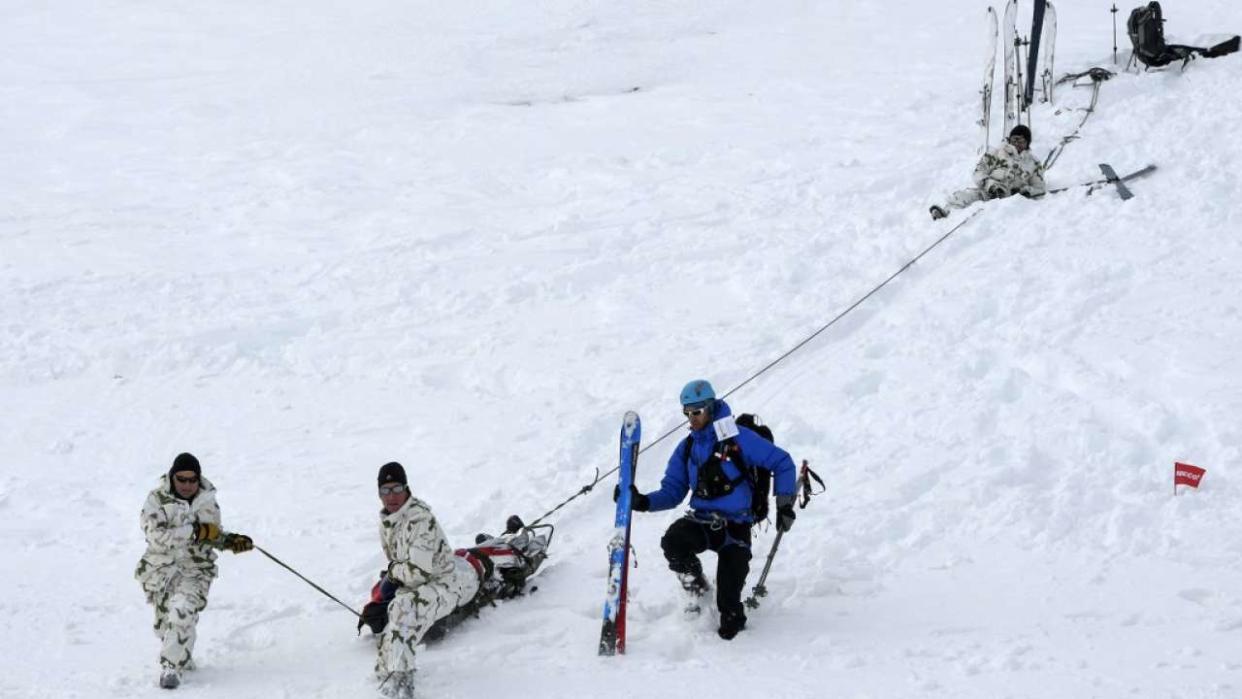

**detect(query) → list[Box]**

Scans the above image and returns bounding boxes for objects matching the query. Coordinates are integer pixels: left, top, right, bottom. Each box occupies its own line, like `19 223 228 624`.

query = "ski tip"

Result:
620 411 641 442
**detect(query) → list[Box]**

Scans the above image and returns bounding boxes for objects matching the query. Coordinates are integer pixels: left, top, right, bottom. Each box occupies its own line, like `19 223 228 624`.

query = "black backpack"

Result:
680 413 774 523
1127 2 1239 69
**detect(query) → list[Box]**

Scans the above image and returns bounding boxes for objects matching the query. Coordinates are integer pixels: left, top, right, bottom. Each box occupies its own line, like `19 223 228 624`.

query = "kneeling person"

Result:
624 379 798 640
373 462 481 698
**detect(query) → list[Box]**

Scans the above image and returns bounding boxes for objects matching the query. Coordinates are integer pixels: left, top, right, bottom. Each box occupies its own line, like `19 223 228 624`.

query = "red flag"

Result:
1174 462 1207 491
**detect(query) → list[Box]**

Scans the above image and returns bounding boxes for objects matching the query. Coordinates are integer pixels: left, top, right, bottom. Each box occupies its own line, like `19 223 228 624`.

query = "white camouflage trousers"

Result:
946 187 990 210
376 558 479 678
141 571 211 671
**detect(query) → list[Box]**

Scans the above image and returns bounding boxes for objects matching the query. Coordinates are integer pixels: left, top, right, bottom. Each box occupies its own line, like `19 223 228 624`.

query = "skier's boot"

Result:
159 669 181 690
718 610 747 640
381 670 415 699
675 569 710 615
929 205 949 221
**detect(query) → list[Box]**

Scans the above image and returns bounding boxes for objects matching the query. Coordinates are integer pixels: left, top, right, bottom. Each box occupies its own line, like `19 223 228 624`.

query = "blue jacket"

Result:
644 400 797 523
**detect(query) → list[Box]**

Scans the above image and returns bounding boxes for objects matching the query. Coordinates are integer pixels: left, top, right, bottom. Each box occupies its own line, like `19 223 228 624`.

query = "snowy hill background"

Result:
3 1 1241 697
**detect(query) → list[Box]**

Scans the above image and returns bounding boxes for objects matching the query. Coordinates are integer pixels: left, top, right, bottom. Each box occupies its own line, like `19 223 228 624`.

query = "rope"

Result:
529 209 983 527
256 545 361 618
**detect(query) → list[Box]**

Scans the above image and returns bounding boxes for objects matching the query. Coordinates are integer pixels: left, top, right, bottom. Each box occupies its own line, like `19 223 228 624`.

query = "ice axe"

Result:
744 459 825 610
744 528 784 609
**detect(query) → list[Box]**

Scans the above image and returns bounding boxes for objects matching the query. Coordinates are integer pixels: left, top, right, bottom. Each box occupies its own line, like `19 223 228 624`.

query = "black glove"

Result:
613 484 650 512
358 601 389 635
221 532 253 553
775 496 796 532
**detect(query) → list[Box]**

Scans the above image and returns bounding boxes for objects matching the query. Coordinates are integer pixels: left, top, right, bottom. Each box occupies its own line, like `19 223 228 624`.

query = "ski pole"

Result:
744 529 784 609
1111 4 1119 65
1042 164 1157 197
745 460 825 610
255 545 361 618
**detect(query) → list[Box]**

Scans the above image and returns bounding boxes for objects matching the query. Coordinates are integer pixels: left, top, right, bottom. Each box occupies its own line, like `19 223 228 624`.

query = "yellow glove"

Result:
193 522 221 542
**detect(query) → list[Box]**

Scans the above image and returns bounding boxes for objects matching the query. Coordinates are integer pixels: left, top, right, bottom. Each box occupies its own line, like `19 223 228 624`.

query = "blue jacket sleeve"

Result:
644 443 691 512
737 430 797 497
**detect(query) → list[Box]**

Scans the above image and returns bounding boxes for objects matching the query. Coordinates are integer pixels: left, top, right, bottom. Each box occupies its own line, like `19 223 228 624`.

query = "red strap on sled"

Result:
454 548 486 577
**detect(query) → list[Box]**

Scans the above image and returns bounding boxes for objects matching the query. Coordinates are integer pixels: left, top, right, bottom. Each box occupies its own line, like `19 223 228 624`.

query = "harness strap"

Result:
683 510 752 550
683 436 753 499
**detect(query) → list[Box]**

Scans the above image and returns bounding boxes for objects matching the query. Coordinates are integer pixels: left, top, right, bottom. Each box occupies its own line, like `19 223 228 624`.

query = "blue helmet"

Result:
679 379 716 407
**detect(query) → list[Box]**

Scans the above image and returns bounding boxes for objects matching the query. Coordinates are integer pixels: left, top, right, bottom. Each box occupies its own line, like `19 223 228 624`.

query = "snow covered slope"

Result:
2 1 1240 697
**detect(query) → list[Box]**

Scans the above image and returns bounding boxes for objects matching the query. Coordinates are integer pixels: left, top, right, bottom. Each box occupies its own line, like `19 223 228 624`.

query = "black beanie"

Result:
1009 124 1032 142
170 452 201 479
378 461 408 487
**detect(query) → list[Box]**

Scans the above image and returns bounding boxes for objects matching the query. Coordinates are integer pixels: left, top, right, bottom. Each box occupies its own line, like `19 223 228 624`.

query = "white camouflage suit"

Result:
376 495 479 679
134 475 226 672
944 141 1047 210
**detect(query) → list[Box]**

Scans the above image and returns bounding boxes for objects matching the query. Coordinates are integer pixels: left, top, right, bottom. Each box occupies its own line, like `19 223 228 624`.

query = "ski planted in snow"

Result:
1002 0 1020 136
598 411 641 656
980 6 999 153
1040 2 1057 103
1024 0 1048 107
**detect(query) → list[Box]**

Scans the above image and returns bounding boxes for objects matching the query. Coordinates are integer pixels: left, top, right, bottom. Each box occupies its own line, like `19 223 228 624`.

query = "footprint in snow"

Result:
1178 588 1214 605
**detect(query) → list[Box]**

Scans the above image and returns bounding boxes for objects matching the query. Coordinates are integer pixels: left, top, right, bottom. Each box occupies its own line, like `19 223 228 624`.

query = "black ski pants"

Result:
661 515 752 618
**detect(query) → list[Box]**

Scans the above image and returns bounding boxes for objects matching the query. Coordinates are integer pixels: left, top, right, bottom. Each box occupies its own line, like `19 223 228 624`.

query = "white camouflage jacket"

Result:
972 142 1047 197
134 475 223 583
380 495 456 589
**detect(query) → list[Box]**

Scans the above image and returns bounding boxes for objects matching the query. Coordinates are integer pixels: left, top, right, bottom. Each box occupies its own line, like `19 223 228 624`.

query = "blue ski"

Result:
599 411 641 656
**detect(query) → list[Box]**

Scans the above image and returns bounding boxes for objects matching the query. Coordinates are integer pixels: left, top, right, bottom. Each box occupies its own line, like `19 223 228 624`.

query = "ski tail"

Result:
1002 0 1019 136
981 7 999 153
599 411 641 656
1041 2 1057 103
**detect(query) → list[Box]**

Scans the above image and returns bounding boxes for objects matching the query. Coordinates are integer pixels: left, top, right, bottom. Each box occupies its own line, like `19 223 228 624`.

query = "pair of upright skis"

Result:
980 0 1057 153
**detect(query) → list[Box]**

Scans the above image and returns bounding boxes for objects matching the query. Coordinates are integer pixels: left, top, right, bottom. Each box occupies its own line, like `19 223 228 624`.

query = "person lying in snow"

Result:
360 461 550 698
931 124 1046 220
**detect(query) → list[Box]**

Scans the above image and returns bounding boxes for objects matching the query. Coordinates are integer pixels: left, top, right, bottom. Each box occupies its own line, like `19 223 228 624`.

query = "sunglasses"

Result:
174 475 200 485
682 404 710 417
379 483 408 496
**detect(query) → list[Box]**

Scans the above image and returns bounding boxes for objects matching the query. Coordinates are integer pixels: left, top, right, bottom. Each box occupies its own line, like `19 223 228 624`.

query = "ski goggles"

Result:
173 474 200 485
378 483 408 496
682 401 711 417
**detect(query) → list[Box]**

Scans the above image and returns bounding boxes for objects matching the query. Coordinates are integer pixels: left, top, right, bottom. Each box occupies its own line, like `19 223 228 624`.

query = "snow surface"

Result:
3 1 1241 697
